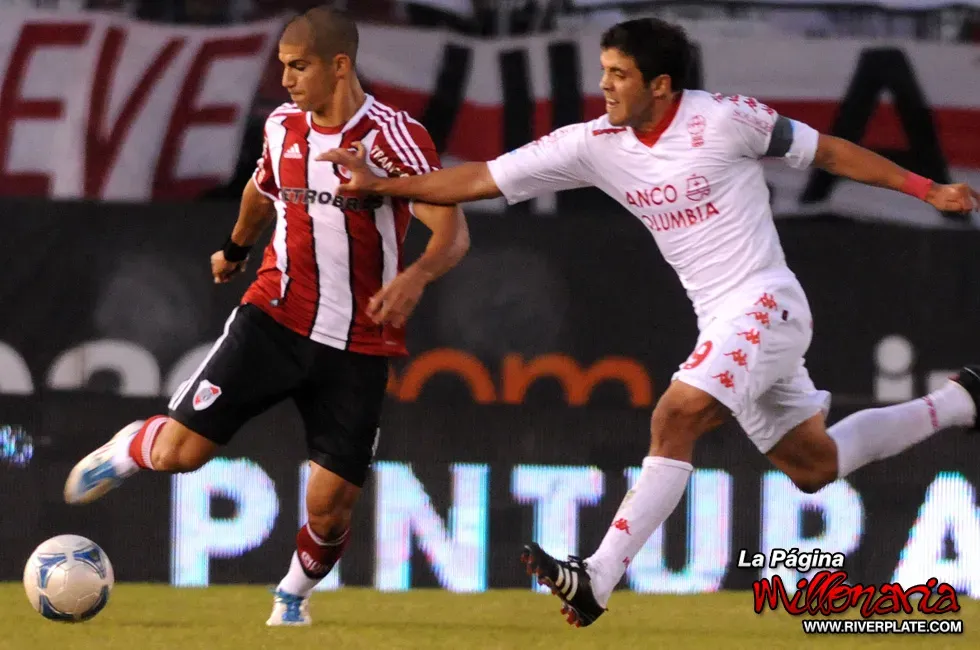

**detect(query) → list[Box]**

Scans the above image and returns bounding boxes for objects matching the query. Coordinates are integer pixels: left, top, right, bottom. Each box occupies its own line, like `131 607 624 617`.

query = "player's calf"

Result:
770 369 979 495
145 419 219 472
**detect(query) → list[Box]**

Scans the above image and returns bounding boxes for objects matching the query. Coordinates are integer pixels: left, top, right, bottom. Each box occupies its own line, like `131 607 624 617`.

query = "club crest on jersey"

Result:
687 115 706 147
686 174 711 201
192 380 222 411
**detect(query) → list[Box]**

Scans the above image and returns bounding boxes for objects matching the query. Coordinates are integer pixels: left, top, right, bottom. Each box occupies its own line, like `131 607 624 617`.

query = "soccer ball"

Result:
23 535 114 622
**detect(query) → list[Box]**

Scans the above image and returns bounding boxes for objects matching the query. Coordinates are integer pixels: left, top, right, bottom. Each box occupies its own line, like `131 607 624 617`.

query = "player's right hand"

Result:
316 142 378 194
211 250 246 284
925 183 979 214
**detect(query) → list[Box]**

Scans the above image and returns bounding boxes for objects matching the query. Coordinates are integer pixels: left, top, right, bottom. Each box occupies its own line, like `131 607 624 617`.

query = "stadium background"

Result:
1 0 979 611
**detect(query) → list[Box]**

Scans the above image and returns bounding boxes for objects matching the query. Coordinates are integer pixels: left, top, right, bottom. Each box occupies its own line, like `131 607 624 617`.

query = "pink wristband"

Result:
900 172 933 201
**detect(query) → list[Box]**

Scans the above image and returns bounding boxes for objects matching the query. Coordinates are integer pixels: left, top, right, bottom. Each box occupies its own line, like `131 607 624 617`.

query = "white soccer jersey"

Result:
245 95 441 356
487 89 820 326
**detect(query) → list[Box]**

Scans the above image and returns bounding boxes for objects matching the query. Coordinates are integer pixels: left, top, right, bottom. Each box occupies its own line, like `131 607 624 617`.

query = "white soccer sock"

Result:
276 526 348 598
830 381 976 478
585 456 693 608
111 433 139 475
277 552 321 598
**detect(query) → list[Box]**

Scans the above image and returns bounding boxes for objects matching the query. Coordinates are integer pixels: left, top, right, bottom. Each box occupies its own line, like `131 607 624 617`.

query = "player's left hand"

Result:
925 183 979 214
367 265 431 328
211 250 246 284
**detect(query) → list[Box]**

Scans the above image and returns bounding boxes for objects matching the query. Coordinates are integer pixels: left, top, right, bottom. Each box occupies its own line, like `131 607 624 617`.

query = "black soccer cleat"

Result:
951 366 980 431
520 542 606 628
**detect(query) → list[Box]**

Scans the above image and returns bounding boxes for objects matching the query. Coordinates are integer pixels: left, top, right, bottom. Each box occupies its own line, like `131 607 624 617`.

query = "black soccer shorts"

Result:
167 304 388 487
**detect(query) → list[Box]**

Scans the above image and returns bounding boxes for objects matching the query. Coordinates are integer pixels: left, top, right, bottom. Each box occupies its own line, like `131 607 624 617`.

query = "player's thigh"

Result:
295 347 389 489
167 304 305 446
673 285 813 419
739 362 832 456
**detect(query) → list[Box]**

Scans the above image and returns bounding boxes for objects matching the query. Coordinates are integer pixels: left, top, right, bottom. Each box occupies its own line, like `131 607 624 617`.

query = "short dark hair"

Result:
600 18 692 89
286 5 359 64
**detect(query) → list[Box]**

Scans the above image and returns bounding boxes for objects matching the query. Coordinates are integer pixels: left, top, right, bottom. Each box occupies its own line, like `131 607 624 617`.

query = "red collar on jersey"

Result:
634 93 682 148
310 119 344 135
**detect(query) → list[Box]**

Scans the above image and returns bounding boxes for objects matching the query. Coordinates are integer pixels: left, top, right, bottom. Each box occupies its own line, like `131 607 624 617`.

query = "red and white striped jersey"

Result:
243 95 440 356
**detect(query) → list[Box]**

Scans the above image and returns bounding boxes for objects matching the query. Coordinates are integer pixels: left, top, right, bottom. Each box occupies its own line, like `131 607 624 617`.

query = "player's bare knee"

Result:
788 464 837 494
307 509 352 540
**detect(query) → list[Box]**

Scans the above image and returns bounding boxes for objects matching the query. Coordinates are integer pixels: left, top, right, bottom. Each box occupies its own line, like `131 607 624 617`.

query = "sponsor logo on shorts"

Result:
712 371 735 389
746 311 771 328
192 380 222 411
755 292 778 310
724 349 749 367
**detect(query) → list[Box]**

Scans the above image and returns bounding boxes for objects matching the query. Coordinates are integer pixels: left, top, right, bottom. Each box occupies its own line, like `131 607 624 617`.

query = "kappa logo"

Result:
192 380 222 411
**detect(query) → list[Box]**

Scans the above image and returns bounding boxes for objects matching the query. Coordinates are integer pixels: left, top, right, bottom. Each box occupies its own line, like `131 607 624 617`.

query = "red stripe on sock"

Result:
128 416 168 469
296 523 350 579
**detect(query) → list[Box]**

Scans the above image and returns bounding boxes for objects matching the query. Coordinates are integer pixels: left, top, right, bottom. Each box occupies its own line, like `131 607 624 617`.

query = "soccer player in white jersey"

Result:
321 17 980 626
62 6 470 626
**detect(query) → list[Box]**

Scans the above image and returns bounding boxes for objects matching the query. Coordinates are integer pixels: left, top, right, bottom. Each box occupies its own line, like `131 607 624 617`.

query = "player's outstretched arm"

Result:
812 133 978 214
317 143 502 205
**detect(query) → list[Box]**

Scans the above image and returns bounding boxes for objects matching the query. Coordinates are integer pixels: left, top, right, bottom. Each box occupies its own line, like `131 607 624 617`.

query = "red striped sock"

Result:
128 416 168 470
296 523 351 579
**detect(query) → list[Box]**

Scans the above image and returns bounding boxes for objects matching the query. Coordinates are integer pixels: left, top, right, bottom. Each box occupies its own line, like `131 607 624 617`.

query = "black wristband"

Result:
222 236 252 263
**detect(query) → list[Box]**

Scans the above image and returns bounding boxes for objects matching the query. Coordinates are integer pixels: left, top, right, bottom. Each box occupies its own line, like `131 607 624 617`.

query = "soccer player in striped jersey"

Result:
63 6 470 626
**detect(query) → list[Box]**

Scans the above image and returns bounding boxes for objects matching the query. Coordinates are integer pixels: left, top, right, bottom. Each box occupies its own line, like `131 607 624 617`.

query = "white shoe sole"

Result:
63 421 144 505
265 618 312 627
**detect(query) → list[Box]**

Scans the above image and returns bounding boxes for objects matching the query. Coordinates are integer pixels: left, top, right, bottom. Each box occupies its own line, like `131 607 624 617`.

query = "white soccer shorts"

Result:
672 279 831 453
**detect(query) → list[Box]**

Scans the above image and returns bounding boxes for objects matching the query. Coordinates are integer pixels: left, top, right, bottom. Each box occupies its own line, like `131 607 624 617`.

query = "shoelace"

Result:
274 591 305 619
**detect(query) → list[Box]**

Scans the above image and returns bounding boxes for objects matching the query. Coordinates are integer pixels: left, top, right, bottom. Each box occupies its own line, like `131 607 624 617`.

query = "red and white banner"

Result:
570 0 980 7
355 23 980 227
2 13 978 226
0 10 285 200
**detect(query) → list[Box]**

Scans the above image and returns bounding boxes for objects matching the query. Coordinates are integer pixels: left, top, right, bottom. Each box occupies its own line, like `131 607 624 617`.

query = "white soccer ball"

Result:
23 535 114 622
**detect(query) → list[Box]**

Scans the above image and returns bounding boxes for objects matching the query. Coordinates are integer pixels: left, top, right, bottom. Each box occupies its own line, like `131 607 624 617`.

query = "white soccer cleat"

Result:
266 590 312 626
63 420 143 505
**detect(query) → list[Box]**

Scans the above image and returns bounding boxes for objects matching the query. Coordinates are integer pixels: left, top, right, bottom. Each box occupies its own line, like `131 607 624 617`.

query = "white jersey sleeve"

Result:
715 94 819 170
486 123 593 205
